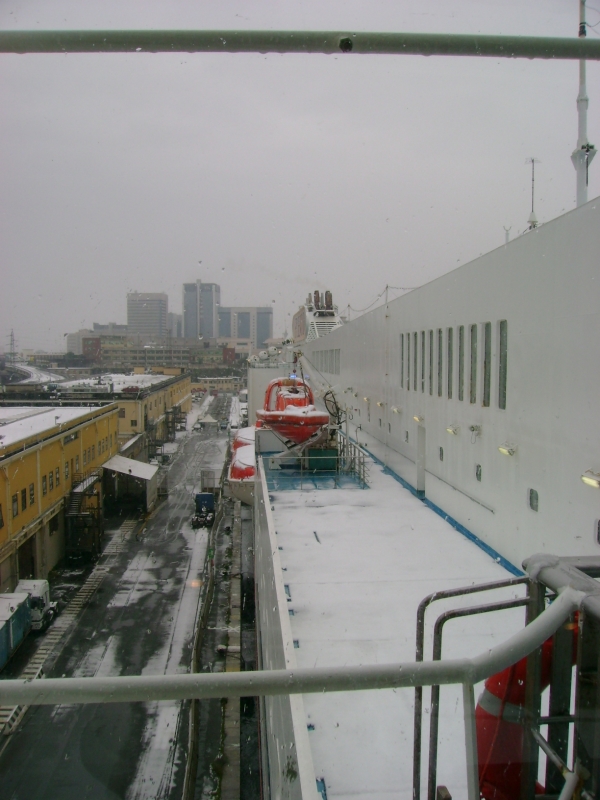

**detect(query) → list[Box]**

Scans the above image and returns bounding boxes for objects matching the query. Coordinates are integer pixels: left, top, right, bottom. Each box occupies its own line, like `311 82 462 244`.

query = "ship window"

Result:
388 423 391 433
469 324 478 404
293 639 300 648
447 328 453 399
289 609 294 615
421 331 425 392
379 418 382 427
407 333 411 390
429 330 433 395
596 521 600 545
437 328 443 397
439 447 444 461
483 322 491 407
118 408 126 418
413 332 418 391
529 489 539 512
400 334 404 388
458 325 465 401
405 431 409 443
475 464 482 482
498 320 508 410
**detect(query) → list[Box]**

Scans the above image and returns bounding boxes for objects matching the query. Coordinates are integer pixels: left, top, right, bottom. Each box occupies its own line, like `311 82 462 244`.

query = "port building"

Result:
0 405 120 591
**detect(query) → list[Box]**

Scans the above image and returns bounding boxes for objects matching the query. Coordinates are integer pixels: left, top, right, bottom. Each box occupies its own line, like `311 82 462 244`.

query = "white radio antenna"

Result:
526 157 540 229
572 0 596 206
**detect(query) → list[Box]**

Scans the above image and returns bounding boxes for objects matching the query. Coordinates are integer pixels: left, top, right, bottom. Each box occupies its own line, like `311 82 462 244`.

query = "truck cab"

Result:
15 580 58 631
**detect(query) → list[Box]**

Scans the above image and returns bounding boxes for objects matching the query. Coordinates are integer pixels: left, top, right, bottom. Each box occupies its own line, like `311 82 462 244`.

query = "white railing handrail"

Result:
1 30 600 61
0 586 582 708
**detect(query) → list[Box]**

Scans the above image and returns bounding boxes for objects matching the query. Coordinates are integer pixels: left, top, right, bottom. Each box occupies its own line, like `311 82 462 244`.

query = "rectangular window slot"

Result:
447 328 453 399
429 330 433 395
307 723 315 731
437 328 443 397
483 321 491 407
413 332 418 391
293 639 300 648
421 331 425 393
470 324 478 404
289 609 295 615
284 584 291 600
458 325 465 401
316 778 328 799
476 464 482 482
407 332 411 390
498 319 508 410
400 334 404 388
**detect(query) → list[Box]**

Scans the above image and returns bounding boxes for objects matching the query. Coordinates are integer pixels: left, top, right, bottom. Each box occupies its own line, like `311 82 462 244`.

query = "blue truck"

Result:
192 492 216 529
0 593 32 671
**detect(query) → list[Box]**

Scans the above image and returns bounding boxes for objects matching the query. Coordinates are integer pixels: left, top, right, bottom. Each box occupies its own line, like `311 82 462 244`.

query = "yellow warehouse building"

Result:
0 405 120 591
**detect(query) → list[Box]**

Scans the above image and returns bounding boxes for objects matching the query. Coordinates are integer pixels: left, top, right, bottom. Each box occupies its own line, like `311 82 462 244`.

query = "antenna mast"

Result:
526 157 540 229
572 0 596 206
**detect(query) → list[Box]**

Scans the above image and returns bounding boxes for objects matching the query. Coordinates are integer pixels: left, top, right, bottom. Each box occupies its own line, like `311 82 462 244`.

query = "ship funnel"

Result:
314 290 321 309
325 290 333 309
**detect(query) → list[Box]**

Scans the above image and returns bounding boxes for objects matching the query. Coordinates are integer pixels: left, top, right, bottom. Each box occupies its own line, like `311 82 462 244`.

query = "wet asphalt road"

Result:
0 424 228 800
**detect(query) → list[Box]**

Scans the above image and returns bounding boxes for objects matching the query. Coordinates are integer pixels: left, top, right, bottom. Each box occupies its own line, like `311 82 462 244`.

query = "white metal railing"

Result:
1 30 600 61
0 586 584 800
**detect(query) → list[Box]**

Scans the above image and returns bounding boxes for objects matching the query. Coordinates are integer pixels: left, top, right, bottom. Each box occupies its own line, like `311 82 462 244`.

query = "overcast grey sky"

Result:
1 1 598 351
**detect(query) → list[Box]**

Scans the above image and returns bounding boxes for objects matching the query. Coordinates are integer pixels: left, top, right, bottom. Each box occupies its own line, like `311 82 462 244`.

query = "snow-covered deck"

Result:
267 454 527 799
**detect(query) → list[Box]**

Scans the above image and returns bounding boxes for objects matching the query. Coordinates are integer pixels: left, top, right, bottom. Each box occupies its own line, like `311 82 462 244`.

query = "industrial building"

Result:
0 405 120 590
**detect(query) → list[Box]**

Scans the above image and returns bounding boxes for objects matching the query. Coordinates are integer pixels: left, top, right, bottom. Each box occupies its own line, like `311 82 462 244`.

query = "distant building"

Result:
127 292 168 338
66 329 94 355
93 322 128 336
182 281 221 340
167 312 182 338
218 306 273 351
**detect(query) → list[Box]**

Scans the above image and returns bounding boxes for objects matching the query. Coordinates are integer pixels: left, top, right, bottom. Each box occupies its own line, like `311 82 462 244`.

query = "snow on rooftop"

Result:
61 373 171 391
0 407 102 450
269 456 526 799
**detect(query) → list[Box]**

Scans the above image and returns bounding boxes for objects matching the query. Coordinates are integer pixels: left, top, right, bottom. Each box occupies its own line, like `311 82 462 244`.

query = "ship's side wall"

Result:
300 199 600 568
254 461 319 800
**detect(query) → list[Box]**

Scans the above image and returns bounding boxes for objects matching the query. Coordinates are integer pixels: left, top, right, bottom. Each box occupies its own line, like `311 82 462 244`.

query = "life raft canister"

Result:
476 620 577 800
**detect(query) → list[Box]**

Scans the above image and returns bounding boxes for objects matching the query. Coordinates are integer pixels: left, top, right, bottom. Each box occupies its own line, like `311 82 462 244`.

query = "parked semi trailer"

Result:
15 580 58 631
0 594 31 671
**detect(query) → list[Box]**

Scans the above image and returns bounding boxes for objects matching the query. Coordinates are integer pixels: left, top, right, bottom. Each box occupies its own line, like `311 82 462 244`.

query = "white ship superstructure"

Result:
292 290 344 344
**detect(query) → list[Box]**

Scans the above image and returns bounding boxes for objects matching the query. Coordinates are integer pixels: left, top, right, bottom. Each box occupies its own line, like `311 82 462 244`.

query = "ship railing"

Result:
336 429 369 486
0 558 598 799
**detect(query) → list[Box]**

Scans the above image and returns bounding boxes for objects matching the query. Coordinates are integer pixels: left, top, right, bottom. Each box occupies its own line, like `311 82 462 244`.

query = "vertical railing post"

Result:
521 579 545 800
462 682 479 800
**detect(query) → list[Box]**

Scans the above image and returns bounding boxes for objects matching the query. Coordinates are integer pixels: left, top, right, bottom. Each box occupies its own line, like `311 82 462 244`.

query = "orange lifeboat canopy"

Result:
255 377 329 444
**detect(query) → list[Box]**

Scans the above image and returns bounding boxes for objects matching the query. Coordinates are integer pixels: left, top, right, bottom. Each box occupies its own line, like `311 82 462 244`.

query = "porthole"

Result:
529 489 539 512
439 447 444 462
475 464 482 482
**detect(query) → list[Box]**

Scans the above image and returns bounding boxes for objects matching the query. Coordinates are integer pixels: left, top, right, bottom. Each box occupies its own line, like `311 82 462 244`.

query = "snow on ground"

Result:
127 520 209 800
270 455 527 800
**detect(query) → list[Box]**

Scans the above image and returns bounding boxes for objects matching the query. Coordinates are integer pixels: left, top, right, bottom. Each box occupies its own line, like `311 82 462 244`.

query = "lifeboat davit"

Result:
255 377 329 444
227 444 255 505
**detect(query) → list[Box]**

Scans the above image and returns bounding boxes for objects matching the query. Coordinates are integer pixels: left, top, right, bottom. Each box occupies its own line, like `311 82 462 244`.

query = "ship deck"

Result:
267 451 527 799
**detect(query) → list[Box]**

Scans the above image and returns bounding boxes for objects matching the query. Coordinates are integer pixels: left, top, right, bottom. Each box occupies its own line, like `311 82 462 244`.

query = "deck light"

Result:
413 415 424 423
498 443 517 456
446 425 459 435
376 401 384 407
363 396 370 402
581 470 600 488
391 407 401 414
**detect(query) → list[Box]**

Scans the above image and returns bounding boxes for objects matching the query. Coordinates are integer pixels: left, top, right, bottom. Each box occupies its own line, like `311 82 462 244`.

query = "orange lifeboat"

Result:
232 426 255 451
255 377 329 444
228 444 256 505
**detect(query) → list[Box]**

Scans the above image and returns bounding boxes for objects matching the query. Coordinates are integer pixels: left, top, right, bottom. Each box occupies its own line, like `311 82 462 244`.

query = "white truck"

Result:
14 580 58 631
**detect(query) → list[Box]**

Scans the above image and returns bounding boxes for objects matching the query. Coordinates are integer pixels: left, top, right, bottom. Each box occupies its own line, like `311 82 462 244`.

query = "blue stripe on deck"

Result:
358 443 524 577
